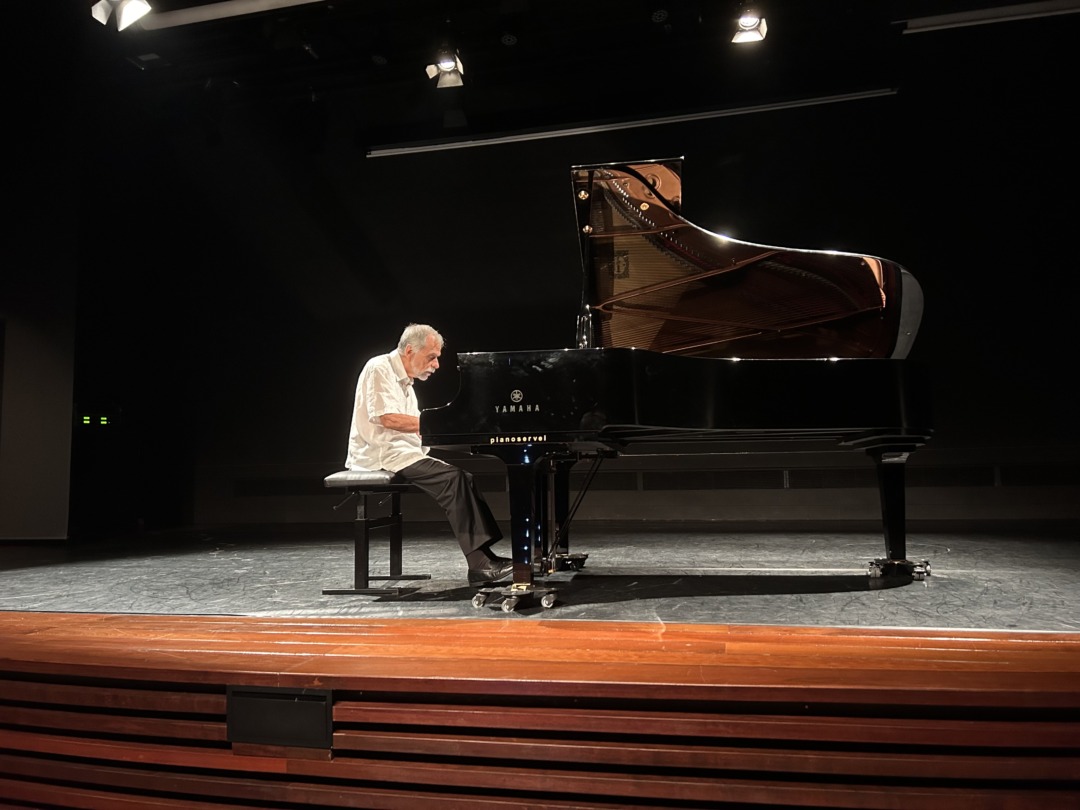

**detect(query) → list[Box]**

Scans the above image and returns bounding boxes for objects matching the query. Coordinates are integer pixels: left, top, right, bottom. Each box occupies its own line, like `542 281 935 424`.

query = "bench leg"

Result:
323 490 432 596
388 491 403 577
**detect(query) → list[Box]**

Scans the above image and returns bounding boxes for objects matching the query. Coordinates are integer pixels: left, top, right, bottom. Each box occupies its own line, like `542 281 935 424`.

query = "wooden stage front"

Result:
1 611 1078 808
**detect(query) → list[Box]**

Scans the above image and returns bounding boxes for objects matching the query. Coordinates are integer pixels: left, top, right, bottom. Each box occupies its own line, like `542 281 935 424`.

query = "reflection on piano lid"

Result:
572 158 923 360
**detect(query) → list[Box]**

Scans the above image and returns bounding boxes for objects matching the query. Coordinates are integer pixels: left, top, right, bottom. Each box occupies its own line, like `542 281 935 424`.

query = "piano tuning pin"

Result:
577 190 589 200
582 225 593 234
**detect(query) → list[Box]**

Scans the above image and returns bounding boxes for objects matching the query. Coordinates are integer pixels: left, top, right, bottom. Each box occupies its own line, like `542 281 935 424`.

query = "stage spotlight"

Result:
732 7 767 43
91 0 152 31
425 46 464 88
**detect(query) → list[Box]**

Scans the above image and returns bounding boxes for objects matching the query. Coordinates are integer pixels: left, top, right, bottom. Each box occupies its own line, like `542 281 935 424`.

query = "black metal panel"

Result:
226 686 332 749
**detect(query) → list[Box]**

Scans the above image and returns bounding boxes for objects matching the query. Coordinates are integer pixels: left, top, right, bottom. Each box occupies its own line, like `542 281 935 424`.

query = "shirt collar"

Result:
389 351 412 387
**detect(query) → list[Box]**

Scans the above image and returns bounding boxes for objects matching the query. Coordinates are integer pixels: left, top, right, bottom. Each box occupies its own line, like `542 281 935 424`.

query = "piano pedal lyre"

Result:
546 552 589 574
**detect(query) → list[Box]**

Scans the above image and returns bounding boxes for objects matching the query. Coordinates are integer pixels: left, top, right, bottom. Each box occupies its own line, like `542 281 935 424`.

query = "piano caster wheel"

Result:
474 585 558 611
868 559 932 580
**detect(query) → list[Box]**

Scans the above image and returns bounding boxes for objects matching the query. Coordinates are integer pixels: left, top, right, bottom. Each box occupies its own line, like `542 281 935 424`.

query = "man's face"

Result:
403 335 442 381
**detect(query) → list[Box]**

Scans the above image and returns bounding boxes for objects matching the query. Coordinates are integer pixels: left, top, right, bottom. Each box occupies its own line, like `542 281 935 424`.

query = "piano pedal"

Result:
868 559 932 580
471 583 559 612
546 552 589 573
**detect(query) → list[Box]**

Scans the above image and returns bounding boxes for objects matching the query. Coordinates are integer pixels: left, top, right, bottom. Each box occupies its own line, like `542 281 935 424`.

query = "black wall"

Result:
48 11 1080 533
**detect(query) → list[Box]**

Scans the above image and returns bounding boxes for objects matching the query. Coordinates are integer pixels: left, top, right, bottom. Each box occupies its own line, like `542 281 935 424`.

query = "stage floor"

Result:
2 524 1078 631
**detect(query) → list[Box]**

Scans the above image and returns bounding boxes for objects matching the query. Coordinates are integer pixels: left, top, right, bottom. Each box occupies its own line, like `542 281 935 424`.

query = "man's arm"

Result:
378 413 420 434
364 361 420 434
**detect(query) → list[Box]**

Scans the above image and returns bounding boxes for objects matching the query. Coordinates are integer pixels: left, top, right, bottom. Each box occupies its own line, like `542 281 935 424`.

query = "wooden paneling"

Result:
1 611 1078 808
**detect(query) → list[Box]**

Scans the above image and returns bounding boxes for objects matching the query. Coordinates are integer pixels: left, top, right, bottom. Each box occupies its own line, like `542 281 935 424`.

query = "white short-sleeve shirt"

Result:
345 351 428 472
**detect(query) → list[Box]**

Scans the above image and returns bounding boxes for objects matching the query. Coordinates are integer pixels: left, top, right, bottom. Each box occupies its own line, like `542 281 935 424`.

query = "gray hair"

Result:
397 323 444 353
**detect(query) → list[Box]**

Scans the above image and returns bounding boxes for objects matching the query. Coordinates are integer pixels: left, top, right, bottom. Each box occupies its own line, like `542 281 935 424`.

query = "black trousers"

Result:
396 457 502 556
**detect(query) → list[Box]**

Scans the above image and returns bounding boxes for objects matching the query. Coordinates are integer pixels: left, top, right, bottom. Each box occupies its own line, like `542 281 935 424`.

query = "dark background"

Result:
10 1 1078 535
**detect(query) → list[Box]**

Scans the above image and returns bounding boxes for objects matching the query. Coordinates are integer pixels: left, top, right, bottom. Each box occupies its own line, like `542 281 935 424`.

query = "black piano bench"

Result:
322 470 432 595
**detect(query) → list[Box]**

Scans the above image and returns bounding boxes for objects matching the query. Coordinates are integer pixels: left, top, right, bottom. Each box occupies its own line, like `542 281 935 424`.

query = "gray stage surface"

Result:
2 524 1078 630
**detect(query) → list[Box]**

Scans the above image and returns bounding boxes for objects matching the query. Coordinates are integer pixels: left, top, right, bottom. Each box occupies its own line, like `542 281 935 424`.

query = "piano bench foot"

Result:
869 559 932 580
323 574 431 596
472 584 559 612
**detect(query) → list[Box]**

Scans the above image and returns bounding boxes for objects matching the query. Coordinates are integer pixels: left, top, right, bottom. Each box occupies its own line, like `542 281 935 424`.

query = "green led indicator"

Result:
100 417 109 426
82 416 91 425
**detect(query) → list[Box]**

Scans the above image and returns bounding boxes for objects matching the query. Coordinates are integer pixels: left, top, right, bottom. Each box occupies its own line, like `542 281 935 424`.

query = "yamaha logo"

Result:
494 389 541 414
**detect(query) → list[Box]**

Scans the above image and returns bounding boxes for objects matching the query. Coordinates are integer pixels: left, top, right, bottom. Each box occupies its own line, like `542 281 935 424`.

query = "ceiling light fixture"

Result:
425 46 464 88
91 0 152 31
732 6 767 43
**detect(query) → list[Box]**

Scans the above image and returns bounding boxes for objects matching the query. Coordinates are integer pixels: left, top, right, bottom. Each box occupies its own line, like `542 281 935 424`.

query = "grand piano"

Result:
421 158 932 610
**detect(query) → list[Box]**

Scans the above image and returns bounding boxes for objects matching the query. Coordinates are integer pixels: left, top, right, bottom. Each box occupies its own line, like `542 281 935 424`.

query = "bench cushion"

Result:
324 470 411 489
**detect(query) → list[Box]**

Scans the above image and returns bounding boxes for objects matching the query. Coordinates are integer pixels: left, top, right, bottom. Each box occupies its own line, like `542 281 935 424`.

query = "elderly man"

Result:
346 323 512 585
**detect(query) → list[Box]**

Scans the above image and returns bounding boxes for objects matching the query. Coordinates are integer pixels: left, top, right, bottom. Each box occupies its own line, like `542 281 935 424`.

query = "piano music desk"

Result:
322 470 431 595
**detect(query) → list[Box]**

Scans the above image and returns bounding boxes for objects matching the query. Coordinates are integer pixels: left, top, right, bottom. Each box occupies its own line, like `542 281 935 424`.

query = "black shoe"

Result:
468 557 514 585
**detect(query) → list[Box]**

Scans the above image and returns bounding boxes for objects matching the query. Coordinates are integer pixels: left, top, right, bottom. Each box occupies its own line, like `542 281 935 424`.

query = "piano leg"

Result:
485 445 587 585
469 446 560 612
869 450 930 580
503 459 542 587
